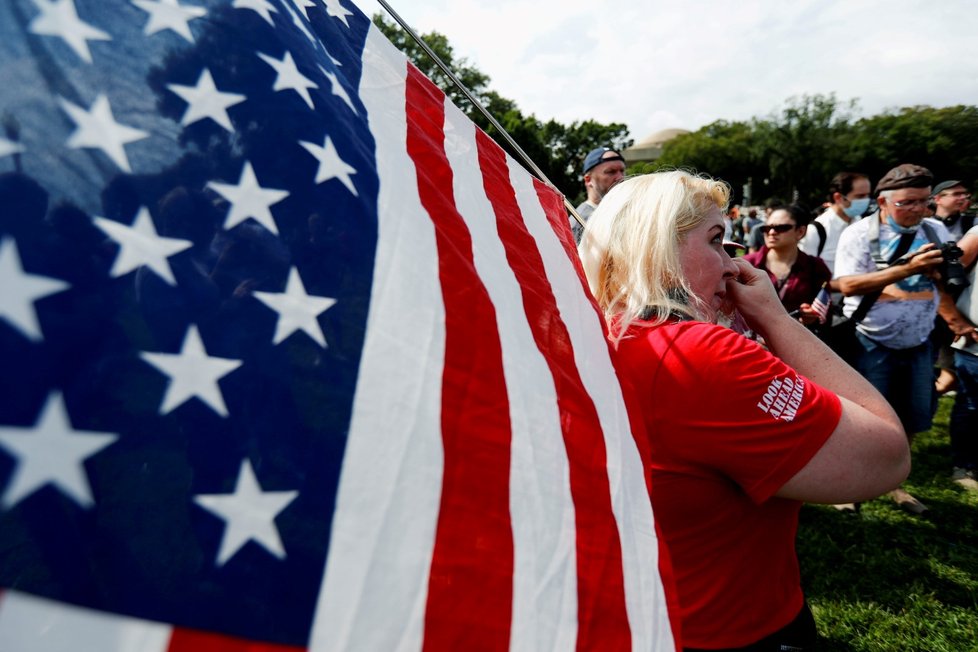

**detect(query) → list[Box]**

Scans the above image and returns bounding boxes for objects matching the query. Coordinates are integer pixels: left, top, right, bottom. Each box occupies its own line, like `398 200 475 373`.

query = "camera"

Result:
938 241 969 289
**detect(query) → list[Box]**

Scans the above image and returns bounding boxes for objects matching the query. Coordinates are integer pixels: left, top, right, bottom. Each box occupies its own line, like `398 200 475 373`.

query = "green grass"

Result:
797 396 978 651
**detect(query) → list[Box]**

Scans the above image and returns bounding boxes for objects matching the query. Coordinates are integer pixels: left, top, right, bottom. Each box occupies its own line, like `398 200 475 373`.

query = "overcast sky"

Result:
351 0 978 144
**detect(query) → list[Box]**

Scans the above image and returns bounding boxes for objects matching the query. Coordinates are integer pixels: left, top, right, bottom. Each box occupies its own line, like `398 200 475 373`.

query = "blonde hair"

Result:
578 171 730 341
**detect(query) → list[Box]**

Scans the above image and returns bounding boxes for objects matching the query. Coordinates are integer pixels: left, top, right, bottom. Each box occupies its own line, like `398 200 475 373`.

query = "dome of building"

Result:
623 127 691 164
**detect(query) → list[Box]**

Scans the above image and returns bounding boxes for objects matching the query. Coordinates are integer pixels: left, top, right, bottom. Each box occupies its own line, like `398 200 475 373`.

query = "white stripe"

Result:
509 170 676 651
309 26 445 652
0 591 171 652
441 102 578 652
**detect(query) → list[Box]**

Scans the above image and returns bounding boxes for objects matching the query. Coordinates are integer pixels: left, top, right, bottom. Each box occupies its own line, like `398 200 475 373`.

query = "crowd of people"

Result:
570 148 978 651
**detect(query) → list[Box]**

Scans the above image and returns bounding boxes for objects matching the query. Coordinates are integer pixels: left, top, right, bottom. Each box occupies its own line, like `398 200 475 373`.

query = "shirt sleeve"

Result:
798 224 818 256
648 323 842 504
833 224 872 278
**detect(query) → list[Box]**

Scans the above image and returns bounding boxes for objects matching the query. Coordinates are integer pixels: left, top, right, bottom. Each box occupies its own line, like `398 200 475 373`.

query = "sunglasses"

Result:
762 224 797 234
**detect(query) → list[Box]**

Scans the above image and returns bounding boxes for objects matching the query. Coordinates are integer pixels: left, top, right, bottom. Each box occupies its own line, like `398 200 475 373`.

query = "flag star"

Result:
320 66 356 114
28 0 111 64
290 0 315 20
140 324 242 417
281 0 314 43
208 161 289 234
233 0 277 26
93 207 193 285
194 460 298 566
59 94 148 173
323 0 352 27
253 267 336 347
168 68 246 133
0 138 25 158
258 51 317 110
299 136 357 195
132 0 207 43
0 238 70 341
0 393 118 509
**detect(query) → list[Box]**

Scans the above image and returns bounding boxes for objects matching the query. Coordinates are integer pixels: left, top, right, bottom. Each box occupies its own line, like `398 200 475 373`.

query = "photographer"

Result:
835 164 972 515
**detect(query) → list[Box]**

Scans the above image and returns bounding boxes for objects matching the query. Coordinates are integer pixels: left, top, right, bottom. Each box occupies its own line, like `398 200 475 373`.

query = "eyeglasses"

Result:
762 224 797 234
890 198 930 209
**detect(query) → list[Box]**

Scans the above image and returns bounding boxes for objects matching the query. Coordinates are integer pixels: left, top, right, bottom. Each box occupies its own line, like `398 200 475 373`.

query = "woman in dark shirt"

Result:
743 205 831 325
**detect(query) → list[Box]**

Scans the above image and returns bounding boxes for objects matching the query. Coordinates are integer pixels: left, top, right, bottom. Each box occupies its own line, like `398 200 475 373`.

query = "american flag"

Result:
810 284 832 325
0 0 678 650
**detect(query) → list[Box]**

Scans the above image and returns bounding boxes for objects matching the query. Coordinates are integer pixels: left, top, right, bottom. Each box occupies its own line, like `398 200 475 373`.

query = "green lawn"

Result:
797 396 978 651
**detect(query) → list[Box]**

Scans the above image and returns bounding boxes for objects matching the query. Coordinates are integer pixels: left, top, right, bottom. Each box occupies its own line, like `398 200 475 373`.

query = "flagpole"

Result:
374 0 587 229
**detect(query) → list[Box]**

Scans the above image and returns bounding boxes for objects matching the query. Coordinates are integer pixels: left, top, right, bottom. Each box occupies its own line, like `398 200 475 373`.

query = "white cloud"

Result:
353 0 978 141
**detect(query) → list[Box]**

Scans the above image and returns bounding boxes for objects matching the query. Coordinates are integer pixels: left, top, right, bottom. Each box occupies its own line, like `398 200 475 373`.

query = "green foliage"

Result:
656 96 978 211
371 13 631 199
798 397 978 651
847 105 978 191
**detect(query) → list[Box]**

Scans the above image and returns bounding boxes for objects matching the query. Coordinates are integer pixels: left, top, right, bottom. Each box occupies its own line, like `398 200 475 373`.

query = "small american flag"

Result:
811 283 832 325
0 1 677 650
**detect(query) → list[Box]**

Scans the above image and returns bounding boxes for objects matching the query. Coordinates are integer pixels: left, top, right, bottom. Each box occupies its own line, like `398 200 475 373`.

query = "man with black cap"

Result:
932 179 975 240
571 146 625 243
834 163 971 514
931 180 975 395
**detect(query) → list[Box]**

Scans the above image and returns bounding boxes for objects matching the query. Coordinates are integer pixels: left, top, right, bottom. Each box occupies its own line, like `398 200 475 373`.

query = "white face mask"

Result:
843 197 870 218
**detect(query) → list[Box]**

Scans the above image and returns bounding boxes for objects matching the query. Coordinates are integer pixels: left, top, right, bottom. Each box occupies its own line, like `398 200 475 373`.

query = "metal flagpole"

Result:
374 0 587 228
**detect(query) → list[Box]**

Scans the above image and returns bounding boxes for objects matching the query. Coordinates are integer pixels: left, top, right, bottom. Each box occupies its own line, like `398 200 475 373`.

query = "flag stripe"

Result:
168 627 304 652
517 177 678 651
0 591 170 652
404 64 515 650
441 100 578 651
308 26 445 652
474 132 632 650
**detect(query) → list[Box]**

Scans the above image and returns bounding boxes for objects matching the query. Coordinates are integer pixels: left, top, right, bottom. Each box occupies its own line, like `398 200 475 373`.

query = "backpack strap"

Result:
961 213 975 235
813 220 827 257
920 219 942 247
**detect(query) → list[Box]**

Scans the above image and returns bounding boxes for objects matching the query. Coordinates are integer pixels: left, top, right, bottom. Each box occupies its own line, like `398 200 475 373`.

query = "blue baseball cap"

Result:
583 147 624 174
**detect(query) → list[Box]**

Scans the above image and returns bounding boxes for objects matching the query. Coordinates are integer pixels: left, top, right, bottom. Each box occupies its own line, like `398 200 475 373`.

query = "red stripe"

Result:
534 181 683 649
477 135 631 650
404 66 514 650
167 627 305 652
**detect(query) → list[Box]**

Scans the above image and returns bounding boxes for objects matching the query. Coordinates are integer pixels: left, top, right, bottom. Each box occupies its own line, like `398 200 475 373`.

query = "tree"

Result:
750 94 857 208
372 13 631 199
639 120 765 205
847 105 978 190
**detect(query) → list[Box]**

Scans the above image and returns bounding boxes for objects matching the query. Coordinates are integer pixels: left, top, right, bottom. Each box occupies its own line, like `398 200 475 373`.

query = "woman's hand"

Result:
724 258 791 333
797 304 821 326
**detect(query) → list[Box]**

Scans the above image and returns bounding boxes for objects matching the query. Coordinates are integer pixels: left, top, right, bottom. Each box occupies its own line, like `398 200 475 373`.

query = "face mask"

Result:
886 216 918 234
843 197 870 218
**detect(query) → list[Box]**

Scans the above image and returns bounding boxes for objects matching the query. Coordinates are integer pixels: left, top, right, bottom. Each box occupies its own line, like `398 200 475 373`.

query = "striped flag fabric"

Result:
810 283 832 325
0 1 677 650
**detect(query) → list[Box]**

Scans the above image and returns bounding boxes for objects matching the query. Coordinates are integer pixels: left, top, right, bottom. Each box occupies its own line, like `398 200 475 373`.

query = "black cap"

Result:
932 180 965 196
875 164 933 193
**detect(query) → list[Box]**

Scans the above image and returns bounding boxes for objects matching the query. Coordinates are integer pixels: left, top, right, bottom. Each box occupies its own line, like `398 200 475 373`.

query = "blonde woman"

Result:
579 171 909 651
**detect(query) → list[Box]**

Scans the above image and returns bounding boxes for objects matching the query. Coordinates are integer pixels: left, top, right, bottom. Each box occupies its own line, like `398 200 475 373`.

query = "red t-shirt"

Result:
616 320 842 649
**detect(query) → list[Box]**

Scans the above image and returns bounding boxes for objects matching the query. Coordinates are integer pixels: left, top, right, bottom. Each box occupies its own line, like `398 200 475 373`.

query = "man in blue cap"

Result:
571 146 625 243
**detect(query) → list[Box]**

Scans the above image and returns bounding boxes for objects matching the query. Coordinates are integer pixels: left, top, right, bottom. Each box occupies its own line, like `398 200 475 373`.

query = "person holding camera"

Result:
835 163 972 515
